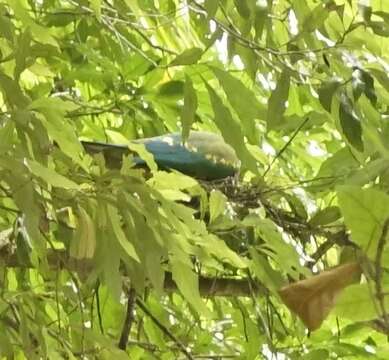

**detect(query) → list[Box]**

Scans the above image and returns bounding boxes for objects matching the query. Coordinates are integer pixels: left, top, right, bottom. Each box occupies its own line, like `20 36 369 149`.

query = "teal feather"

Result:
82 131 240 180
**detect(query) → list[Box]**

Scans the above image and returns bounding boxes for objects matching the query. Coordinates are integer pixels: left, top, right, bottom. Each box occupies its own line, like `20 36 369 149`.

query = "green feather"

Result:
82 131 240 180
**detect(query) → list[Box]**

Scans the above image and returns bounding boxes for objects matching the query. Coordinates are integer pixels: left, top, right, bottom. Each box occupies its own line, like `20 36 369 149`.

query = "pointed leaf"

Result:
209 190 226 223
212 67 259 143
205 83 257 172
309 206 341 226
107 205 140 262
127 142 158 172
170 240 211 316
170 48 203 66
27 160 80 189
181 75 198 142
339 96 363 151
267 70 290 130
90 0 101 20
337 186 389 257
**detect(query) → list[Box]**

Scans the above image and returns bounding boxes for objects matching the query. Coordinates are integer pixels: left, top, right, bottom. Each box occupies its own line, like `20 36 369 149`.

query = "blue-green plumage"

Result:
82 131 239 180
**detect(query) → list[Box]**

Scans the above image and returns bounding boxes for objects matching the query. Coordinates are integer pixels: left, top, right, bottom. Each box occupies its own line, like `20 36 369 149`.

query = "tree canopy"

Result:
1 0 389 359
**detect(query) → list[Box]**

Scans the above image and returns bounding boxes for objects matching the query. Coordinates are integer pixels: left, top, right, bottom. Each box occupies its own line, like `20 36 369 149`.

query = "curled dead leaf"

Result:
278 262 362 331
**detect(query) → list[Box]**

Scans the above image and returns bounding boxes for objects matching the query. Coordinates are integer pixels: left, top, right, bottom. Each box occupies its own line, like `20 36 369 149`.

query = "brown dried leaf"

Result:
278 262 362 331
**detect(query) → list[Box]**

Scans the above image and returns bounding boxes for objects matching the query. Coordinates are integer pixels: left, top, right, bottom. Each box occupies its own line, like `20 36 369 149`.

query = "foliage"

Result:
1 0 389 359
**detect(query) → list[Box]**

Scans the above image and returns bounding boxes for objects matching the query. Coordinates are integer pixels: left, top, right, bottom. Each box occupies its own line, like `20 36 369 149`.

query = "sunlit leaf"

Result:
27 160 80 189
209 190 226 224
90 0 102 20
337 186 389 256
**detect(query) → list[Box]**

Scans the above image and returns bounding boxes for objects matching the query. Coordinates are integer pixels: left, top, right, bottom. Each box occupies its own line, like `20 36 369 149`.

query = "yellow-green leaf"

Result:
27 160 79 189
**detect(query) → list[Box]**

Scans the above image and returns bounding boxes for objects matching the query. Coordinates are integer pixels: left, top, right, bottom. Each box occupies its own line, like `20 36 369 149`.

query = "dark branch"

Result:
374 218 389 332
0 248 267 297
118 287 137 350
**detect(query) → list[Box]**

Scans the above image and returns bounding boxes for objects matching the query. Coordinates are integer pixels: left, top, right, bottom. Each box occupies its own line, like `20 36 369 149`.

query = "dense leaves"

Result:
1 0 389 359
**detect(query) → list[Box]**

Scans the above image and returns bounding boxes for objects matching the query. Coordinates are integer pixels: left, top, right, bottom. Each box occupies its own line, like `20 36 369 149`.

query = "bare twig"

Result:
118 287 137 350
263 117 310 178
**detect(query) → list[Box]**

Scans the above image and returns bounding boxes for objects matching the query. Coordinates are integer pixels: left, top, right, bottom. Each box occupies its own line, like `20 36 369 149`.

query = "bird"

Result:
81 131 240 180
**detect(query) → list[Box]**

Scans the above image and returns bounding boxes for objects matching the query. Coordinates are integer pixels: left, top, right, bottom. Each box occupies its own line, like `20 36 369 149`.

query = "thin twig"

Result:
136 298 195 360
263 117 310 178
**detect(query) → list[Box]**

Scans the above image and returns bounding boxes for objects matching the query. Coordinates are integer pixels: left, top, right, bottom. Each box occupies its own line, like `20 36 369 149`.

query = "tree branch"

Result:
374 218 389 332
118 287 137 350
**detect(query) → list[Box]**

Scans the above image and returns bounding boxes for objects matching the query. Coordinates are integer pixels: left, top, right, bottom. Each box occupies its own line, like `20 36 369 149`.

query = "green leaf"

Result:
27 160 80 189
148 171 198 190
170 48 203 66
28 98 85 167
0 158 45 251
311 147 359 192
212 67 259 143
107 205 140 262
339 96 363 152
309 206 341 226
246 217 307 279
0 325 13 357
352 69 377 105
368 21 389 37
181 75 198 142
201 234 247 268
204 0 218 18
169 239 211 316
14 29 32 80
302 3 330 32
70 206 96 259
0 71 30 108
90 0 102 20
249 248 283 293
368 68 389 93
301 349 329 360
205 83 257 172
337 186 389 257
234 0 250 19
98 231 123 301
127 142 158 172
209 190 226 223
267 70 290 130
7 0 58 46
333 284 383 321
358 95 389 158
0 13 14 42
0 119 15 152
318 80 340 112
157 80 184 97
